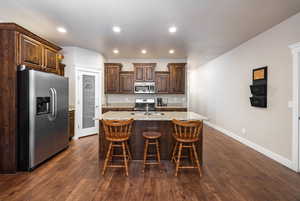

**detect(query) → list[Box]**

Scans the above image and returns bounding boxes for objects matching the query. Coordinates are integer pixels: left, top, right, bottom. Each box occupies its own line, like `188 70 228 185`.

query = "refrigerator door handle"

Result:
49 88 57 121
53 88 58 119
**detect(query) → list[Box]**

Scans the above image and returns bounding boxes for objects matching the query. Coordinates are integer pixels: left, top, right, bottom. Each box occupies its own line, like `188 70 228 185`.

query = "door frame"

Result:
75 67 101 139
290 42 300 172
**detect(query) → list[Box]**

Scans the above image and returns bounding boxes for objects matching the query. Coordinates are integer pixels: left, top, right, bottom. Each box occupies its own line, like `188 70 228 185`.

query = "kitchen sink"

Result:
130 112 165 116
145 112 165 116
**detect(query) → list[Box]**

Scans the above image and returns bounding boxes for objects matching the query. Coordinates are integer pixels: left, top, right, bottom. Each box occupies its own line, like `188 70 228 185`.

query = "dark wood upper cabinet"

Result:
133 63 156 82
168 63 186 94
104 62 185 94
19 33 60 74
144 66 155 81
155 72 170 94
134 66 144 81
105 63 121 93
20 34 43 70
44 46 58 71
120 71 134 94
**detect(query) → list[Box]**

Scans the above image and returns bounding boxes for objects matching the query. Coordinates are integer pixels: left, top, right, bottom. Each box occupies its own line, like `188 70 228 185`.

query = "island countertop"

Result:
98 111 208 121
98 111 207 163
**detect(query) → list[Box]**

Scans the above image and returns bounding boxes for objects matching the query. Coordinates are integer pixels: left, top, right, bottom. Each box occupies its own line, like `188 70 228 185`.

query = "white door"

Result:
77 70 100 138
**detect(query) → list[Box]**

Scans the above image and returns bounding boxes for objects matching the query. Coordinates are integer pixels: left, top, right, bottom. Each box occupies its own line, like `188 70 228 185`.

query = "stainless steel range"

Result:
134 98 155 111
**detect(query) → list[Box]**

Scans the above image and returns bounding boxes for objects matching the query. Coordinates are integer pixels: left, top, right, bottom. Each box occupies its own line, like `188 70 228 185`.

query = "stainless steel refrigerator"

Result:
17 68 69 171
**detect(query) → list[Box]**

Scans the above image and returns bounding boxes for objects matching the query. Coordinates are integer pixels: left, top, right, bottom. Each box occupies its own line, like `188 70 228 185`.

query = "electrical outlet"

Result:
242 128 246 134
288 101 293 108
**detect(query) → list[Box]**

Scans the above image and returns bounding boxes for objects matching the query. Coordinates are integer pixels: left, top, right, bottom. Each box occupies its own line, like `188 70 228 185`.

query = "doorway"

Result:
76 68 101 138
290 42 300 172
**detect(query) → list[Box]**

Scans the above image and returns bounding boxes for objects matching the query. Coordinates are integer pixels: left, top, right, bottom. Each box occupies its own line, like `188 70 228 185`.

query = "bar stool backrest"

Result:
172 119 203 141
102 119 134 140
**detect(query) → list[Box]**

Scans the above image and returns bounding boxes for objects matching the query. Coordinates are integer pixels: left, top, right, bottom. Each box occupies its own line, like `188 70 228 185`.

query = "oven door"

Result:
134 85 150 94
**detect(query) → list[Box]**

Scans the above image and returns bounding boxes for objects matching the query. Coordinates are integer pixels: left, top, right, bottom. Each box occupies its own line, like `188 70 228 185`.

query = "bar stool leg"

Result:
126 141 132 160
171 141 178 162
155 139 161 163
102 142 112 175
143 139 149 172
122 142 129 176
192 143 202 177
175 142 183 176
189 146 194 164
109 143 114 162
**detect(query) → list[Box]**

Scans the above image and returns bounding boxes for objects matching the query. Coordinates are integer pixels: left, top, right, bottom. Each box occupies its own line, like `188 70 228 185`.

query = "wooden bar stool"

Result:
171 119 203 176
101 119 134 176
143 131 162 171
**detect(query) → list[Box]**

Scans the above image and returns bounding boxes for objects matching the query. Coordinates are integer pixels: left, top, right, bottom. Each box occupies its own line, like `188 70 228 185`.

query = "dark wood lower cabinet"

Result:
102 107 134 114
156 107 187 112
69 110 75 140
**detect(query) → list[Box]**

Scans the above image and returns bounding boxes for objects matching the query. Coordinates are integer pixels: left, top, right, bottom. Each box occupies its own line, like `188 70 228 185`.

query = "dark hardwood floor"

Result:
1 126 300 201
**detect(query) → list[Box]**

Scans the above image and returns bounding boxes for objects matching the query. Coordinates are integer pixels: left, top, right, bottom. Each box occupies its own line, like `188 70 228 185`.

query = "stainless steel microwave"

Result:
134 82 155 94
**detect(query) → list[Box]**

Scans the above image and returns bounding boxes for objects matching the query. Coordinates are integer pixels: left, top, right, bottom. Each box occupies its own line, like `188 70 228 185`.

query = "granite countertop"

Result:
96 111 208 121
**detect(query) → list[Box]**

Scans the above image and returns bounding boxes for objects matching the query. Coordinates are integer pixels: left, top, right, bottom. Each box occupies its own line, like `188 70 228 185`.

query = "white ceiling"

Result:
1 0 300 62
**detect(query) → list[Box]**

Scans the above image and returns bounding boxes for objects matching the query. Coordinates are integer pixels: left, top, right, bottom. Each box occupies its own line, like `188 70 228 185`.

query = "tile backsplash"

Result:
104 94 187 106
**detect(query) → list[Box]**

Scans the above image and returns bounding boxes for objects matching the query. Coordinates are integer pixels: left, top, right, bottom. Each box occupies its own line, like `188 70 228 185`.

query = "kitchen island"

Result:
98 111 208 164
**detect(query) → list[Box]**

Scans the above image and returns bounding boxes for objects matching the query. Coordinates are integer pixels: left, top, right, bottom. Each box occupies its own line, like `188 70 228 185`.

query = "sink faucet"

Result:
145 104 150 115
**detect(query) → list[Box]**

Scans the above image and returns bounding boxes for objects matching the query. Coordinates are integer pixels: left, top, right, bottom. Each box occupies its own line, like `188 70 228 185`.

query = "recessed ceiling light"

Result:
112 26 121 33
168 26 177 33
141 49 147 54
169 49 175 54
113 49 119 54
57 27 67 33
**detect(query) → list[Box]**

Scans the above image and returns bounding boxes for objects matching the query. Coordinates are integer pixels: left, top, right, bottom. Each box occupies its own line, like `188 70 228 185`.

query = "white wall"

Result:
188 12 300 165
62 47 105 106
104 58 187 105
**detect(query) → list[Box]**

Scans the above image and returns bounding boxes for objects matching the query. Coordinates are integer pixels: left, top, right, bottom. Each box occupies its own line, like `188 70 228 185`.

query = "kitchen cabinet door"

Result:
134 66 144 81
58 63 66 76
44 46 58 73
134 63 156 81
68 110 75 140
144 66 155 81
105 64 121 93
155 72 170 93
120 72 134 93
19 34 43 70
169 63 186 94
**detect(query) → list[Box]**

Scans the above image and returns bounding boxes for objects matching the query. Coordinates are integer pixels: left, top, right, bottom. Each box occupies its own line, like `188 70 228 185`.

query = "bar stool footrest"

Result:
145 162 160 165
107 165 126 168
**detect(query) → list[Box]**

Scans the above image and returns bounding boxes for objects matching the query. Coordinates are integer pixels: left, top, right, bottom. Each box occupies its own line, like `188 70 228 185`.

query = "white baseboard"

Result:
204 121 296 171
